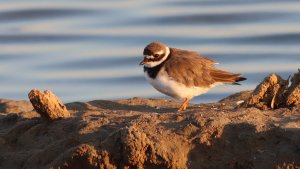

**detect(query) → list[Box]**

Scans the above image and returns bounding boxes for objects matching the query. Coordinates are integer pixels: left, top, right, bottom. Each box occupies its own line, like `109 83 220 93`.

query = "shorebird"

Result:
140 42 246 112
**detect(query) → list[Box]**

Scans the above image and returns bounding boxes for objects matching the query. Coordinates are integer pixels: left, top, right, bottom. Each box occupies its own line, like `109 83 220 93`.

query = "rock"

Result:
28 89 70 120
286 69 300 107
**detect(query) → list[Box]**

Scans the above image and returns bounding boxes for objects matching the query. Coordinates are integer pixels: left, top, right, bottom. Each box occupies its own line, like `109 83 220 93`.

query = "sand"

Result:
0 94 299 169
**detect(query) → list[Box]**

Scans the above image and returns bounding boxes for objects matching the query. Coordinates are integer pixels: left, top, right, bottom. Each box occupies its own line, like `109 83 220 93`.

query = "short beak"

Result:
139 58 148 65
139 59 145 65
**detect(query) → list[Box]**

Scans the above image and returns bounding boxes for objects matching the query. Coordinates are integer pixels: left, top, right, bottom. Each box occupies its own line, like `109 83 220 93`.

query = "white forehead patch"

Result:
145 55 154 59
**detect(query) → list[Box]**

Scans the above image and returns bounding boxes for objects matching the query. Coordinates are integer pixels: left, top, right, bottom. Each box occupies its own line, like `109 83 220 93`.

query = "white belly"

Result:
144 69 209 99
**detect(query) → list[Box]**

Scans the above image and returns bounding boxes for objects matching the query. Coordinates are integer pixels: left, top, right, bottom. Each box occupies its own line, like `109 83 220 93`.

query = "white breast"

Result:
144 68 210 99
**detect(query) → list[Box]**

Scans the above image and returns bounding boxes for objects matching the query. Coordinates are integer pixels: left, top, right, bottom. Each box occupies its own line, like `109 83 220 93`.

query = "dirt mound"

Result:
0 98 33 114
0 96 299 169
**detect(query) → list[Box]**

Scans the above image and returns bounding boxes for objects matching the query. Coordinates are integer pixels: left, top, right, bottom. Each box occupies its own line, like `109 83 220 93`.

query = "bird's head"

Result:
139 42 170 68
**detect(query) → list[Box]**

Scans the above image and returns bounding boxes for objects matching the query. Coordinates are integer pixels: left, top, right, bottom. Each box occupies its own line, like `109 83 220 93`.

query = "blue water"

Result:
0 0 299 103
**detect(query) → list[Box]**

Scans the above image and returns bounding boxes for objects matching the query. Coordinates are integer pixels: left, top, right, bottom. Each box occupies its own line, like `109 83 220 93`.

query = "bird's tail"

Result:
210 69 247 85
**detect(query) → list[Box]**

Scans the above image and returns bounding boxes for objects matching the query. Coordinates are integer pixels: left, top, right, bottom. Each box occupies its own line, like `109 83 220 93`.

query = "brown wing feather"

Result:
164 48 217 87
164 48 246 87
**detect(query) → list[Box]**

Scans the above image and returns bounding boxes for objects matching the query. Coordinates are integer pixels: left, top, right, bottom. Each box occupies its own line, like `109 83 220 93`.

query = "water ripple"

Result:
0 53 36 61
1 32 299 45
206 53 300 63
0 34 95 43
131 12 291 25
226 33 300 44
0 8 99 22
166 0 299 6
37 75 144 85
38 56 140 70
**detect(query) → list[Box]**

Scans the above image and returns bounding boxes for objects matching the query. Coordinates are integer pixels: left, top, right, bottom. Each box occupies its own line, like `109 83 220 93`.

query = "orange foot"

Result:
178 97 191 112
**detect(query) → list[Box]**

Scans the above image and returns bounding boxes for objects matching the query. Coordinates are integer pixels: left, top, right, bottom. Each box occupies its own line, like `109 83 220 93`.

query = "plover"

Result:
140 42 246 111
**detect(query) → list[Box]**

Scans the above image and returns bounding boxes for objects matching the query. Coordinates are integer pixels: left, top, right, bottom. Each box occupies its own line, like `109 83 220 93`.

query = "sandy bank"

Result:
0 95 299 169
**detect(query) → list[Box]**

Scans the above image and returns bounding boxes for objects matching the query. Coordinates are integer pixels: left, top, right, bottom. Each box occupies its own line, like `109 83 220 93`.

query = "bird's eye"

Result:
154 54 160 58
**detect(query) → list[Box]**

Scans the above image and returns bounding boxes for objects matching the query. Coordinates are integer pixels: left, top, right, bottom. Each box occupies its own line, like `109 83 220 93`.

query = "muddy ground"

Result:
0 93 299 169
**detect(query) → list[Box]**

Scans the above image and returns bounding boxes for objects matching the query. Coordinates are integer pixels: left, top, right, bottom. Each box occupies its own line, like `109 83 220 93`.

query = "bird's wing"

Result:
164 48 217 87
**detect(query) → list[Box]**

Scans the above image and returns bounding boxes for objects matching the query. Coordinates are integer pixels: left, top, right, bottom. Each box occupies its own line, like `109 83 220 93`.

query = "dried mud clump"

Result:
244 74 287 109
28 89 70 120
244 69 300 109
286 69 300 106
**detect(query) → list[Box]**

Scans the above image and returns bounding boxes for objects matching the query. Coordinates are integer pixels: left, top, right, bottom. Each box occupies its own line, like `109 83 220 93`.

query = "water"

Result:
0 0 299 103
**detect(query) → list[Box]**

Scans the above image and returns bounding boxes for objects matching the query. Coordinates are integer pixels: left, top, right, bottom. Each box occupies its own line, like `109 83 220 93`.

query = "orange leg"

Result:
178 97 191 112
